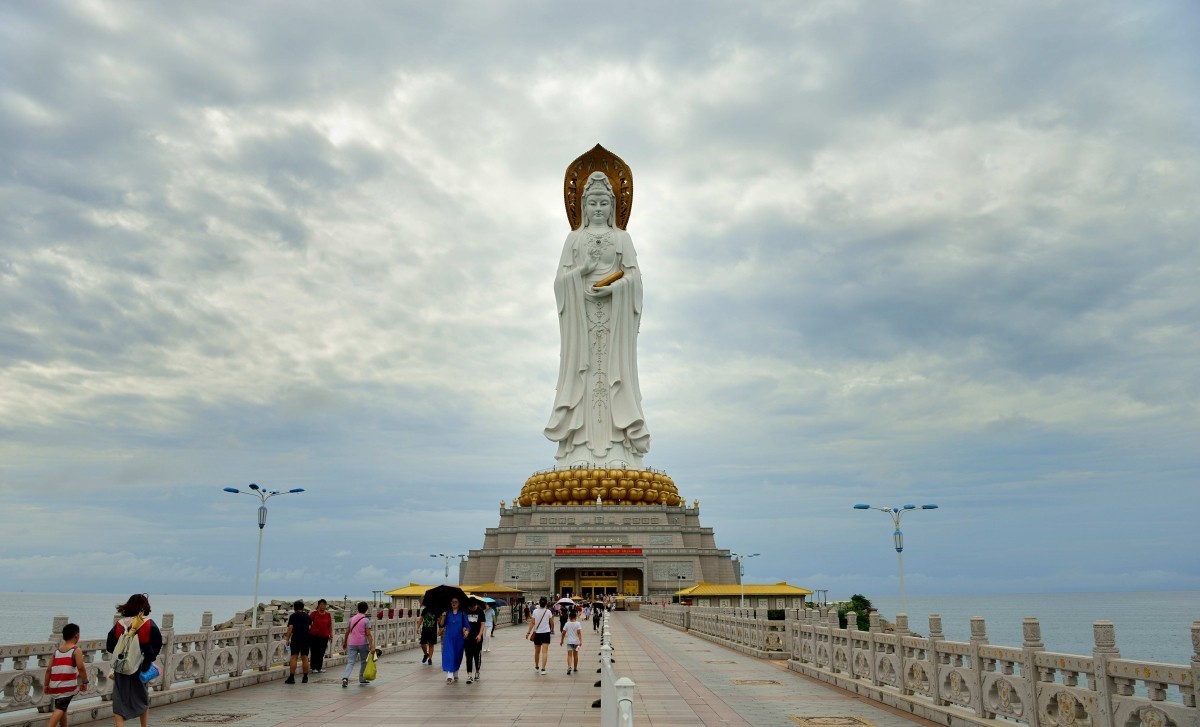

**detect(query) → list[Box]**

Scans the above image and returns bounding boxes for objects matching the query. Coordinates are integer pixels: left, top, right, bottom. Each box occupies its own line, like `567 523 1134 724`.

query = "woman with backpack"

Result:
105 594 163 727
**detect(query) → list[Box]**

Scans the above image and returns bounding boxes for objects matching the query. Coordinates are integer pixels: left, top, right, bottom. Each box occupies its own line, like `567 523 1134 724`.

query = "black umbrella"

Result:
423 585 468 614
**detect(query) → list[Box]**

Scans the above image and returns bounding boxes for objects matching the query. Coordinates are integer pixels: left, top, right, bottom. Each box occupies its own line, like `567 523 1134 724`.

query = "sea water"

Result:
856 590 1199 665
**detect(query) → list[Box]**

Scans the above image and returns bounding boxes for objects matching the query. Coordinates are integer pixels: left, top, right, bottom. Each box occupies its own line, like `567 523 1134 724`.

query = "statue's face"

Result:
584 193 612 227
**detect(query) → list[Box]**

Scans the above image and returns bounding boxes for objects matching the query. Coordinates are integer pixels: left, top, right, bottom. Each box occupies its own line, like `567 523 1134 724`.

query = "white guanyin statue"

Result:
544 169 650 468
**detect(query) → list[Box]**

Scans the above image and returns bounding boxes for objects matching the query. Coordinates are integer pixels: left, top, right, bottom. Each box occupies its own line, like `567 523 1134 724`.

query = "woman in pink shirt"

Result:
341 602 375 688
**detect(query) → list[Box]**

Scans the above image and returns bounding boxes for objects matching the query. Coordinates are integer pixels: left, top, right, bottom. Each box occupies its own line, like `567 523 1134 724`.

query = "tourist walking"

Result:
525 596 554 675
44 623 87 727
439 597 468 683
463 600 484 683
482 603 494 652
418 606 438 665
308 599 332 673
560 609 583 675
592 602 602 631
283 600 310 684
341 602 374 688
106 594 163 727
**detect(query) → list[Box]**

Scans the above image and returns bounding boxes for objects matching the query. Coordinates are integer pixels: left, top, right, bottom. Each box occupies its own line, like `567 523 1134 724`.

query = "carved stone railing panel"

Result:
0 608 445 720
639 607 1198 727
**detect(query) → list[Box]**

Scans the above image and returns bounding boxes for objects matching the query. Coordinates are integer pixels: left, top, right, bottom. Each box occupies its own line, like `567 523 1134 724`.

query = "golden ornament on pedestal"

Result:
517 468 682 507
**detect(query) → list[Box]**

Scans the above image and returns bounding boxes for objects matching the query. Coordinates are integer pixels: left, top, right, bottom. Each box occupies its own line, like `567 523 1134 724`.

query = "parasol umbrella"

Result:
556 597 575 605
465 595 489 610
477 596 497 603
423 584 468 615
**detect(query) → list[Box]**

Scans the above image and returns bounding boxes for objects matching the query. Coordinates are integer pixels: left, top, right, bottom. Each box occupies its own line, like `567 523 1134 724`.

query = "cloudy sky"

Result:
2 1 1197 604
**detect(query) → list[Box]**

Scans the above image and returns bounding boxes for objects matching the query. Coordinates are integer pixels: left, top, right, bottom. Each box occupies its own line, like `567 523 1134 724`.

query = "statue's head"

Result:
581 171 615 229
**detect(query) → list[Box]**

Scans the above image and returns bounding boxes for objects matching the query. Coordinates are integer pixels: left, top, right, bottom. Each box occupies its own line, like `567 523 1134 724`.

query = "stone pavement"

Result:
112 614 936 727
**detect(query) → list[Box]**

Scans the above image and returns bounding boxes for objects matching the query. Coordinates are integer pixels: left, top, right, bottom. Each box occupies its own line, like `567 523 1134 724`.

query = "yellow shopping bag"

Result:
363 649 378 681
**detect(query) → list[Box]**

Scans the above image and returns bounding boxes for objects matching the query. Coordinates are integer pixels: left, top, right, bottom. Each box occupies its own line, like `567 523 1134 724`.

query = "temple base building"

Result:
460 499 739 601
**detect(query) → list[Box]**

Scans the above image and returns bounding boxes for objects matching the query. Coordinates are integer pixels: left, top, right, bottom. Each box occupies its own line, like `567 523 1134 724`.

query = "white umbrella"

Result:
556 597 575 605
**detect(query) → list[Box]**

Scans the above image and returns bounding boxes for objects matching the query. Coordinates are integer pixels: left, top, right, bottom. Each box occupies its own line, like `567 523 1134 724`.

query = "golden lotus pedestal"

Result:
517 467 683 508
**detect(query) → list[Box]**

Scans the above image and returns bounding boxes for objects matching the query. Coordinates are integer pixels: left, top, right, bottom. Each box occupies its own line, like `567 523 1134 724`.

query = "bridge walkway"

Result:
99 613 932 726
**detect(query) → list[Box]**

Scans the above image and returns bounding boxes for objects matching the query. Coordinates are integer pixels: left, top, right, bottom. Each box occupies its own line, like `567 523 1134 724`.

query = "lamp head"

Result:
248 483 260 490
903 504 916 510
289 488 305 493
922 504 939 509
223 487 239 493
853 504 870 509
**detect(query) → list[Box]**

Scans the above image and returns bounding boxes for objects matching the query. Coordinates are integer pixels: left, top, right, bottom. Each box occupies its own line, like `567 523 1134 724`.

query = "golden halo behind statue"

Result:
564 144 633 230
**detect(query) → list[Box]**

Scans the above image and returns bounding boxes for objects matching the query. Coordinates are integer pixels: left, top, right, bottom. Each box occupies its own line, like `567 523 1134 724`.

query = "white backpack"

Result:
111 616 145 676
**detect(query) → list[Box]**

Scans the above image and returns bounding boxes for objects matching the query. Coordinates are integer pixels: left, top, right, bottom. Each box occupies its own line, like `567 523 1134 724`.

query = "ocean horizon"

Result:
3 589 1196 666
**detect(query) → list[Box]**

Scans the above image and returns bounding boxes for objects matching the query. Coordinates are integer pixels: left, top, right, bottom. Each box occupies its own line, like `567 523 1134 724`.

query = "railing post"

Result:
1189 621 1200 709
1091 620 1120 727
928 614 945 705
196 611 213 684
1020 617 1044 727
895 614 912 695
868 611 882 686
156 612 174 692
615 676 636 727
969 616 990 718
232 610 247 676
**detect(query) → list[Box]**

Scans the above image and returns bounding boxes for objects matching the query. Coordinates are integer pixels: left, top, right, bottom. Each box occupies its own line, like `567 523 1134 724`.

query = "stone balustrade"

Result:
640 604 1199 727
0 607 519 727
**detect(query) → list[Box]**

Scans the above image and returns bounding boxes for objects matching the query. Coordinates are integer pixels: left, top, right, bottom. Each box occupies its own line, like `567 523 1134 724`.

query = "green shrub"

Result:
837 594 873 631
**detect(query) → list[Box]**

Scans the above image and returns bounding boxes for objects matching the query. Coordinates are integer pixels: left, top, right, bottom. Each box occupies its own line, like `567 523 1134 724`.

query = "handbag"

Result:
363 649 377 681
528 608 550 639
111 615 146 676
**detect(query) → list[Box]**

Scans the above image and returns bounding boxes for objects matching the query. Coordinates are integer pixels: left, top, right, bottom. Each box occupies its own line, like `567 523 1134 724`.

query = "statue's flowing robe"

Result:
544 228 650 463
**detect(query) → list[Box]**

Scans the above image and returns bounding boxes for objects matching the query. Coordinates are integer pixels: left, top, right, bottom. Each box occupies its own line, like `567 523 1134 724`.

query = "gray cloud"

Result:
1 1 1197 600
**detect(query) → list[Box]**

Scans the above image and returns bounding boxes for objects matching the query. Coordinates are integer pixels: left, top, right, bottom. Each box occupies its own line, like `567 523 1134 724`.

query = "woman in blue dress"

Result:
438 597 469 683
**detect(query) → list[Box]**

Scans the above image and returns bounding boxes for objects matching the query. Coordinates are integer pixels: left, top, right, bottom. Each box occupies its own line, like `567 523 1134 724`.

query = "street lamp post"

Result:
730 552 760 608
853 503 939 615
222 484 305 628
430 553 466 581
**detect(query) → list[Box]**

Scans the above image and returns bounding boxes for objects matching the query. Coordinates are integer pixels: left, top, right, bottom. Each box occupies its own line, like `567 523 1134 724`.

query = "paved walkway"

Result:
112 614 935 727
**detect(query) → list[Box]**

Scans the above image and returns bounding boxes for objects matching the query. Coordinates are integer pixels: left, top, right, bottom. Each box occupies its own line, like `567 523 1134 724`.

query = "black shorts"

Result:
420 626 438 645
52 696 74 712
289 637 310 656
532 632 551 645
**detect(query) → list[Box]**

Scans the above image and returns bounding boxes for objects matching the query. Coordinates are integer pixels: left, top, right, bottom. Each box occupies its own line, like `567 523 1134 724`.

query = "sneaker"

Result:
534 666 540 673
342 678 348 688
301 674 308 684
466 675 474 684
540 668 546 675
446 676 453 684
453 674 459 682
566 669 571 675
284 675 295 685
474 672 481 681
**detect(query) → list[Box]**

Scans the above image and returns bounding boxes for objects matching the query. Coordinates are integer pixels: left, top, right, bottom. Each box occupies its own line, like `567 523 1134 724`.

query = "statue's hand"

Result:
586 283 614 298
